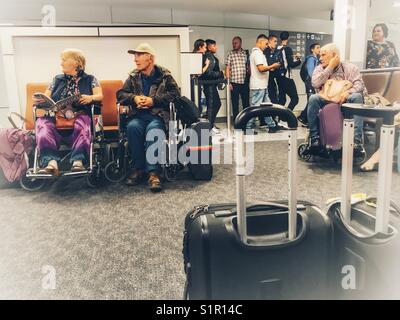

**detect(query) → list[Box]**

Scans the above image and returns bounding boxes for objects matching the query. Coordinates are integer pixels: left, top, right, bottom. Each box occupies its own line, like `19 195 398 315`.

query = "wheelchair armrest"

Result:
117 104 132 116
91 103 102 115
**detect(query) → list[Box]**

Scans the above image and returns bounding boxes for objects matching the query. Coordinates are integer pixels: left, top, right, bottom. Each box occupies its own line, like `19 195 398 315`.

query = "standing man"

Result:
202 39 224 135
247 34 281 133
225 36 250 122
298 42 321 125
276 31 302 111
117 43 180 192
264 34 281 105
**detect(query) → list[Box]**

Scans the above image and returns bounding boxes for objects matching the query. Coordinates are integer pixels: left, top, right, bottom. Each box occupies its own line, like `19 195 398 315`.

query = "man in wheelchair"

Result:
308 43 367 151
117 43 181 192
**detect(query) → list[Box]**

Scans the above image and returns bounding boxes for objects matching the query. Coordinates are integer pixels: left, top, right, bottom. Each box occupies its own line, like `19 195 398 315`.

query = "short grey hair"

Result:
321 43 340 57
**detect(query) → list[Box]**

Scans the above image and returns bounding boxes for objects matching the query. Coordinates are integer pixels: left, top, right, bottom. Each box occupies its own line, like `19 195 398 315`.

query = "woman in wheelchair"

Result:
32 49 103 176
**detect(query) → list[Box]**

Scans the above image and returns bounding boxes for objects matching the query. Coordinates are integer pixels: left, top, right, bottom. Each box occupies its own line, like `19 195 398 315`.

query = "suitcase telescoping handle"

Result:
234 105 298 244
341 104 400 234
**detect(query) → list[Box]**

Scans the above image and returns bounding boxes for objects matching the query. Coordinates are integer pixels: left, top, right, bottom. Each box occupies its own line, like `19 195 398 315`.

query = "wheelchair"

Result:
19 104 108 191
103 101 213 184
298 131 367 165
14 80 125 191
298 103 367 165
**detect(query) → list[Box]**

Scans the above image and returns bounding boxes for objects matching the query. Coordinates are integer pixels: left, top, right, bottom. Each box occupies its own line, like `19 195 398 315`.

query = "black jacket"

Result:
116 65 181 126
201 52 224 81
279 45 301 78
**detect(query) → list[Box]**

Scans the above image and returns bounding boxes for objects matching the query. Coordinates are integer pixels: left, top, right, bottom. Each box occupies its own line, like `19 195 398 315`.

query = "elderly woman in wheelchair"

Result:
32 49 103 177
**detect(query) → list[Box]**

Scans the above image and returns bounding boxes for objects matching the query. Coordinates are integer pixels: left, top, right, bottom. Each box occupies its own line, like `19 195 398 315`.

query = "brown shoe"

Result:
125 169 145 186
148 172 162 193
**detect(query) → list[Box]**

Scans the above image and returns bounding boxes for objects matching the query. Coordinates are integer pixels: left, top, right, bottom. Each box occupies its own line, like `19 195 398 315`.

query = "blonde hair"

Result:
321 43 340 58
61 49 86 71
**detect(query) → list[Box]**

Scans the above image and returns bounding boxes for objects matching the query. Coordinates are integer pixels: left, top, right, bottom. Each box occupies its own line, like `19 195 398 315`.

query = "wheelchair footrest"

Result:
26 170 90 179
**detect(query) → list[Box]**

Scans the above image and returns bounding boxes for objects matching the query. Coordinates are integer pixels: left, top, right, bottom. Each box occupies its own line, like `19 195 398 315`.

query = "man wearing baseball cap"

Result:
117 43 180 192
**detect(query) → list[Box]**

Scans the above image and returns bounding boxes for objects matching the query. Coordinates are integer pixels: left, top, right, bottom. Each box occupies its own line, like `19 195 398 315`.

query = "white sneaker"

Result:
211 127 221 135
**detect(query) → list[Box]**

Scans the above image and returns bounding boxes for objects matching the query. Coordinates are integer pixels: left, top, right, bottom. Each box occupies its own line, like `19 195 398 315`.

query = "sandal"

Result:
360 162 379 172
38 164 60 177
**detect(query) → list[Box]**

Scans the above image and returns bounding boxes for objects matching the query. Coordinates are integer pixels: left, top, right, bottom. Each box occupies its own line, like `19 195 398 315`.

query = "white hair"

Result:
321 43 340 57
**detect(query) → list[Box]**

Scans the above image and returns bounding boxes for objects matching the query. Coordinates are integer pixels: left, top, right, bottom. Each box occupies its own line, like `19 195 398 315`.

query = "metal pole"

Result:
341 119 355 224
375 125 395 234
288 130 298 240
226 79 233 141
235 129 247 244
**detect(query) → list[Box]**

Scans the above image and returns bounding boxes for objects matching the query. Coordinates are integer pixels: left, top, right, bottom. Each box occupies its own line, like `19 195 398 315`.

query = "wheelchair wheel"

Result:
354 146 367 166
86 169 104 188
298 143 311 162
104 161 126 183
20 174 47 192
164 165 179 182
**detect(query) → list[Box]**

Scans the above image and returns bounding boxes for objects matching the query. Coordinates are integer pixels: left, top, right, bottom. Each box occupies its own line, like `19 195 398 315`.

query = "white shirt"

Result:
250 47 269 90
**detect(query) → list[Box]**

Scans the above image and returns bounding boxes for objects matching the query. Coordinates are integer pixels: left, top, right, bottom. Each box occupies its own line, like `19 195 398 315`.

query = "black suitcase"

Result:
183 105 333 300
186 120 213 181
327 103 400 299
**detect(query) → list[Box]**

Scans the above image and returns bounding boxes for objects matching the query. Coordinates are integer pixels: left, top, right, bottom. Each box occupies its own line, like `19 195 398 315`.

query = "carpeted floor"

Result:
0 140 399 300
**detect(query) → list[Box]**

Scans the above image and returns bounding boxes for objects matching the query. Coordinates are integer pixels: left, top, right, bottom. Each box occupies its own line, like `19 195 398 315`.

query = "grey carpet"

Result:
0 140 399 300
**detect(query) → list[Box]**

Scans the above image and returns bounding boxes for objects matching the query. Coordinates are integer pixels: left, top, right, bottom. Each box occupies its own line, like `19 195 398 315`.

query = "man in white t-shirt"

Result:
248 34 281 132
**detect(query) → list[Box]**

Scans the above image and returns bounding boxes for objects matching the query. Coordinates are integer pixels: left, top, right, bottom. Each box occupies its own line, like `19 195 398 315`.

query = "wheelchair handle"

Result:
234 105 298 130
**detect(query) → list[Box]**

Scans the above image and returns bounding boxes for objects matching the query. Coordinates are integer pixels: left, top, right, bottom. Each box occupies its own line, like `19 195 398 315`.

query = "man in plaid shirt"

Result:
225 36 250 121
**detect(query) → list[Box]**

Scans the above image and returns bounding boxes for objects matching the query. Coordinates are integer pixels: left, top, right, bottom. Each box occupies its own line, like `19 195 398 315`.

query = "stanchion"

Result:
225 79 234 142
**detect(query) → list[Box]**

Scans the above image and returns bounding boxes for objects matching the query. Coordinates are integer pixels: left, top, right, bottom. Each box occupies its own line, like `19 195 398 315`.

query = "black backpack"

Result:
174 96 200 126
300 57 309 83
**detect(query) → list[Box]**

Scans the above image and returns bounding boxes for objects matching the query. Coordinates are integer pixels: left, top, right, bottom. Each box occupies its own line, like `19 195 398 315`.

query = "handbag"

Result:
319 79 353 104
365 93 391 107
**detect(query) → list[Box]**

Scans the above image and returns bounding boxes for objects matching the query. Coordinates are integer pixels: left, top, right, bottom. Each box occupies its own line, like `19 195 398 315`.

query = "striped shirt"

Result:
226 49 248 85
312 62 368 97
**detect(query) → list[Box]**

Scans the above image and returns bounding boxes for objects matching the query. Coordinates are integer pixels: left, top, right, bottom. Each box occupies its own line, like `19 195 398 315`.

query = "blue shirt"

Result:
306 55 319 78
141 68 160 97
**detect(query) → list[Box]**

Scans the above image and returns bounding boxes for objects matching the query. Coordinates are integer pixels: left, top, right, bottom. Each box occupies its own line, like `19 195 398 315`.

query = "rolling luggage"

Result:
327 103 400 299
186 120 213 181
319 103 343 151
183 106 333 300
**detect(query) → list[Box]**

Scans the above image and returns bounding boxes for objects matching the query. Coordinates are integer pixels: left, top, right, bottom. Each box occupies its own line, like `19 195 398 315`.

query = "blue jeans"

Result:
307 93 364 143
246 89 276 129
127 111 165 174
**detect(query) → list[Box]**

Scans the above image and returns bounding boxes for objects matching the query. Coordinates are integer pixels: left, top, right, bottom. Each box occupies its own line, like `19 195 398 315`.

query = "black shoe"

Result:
310 137 320 148
297 116 308 127
276 125 289 131
268 126 280 133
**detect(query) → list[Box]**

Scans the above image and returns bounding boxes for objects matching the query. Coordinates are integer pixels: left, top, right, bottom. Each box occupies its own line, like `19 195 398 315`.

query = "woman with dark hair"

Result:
366 23 400 69
193 38 210 73
192 39 211 116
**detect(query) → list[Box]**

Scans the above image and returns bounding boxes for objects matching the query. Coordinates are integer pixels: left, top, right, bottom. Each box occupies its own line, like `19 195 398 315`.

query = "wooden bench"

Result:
23 80 122 134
